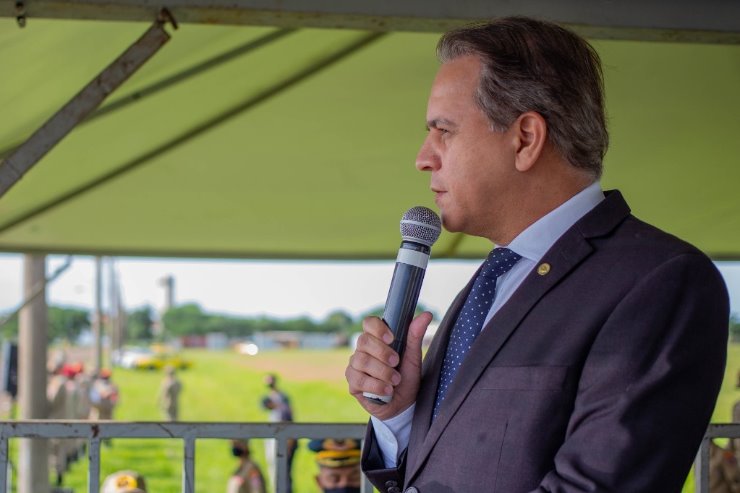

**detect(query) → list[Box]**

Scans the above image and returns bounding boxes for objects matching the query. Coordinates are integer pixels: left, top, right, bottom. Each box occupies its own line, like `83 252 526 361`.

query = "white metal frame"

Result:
0 420 372 493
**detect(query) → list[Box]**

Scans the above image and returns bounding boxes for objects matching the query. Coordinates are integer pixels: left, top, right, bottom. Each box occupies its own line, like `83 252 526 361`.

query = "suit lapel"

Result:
406 282 472 474
404 190 631 483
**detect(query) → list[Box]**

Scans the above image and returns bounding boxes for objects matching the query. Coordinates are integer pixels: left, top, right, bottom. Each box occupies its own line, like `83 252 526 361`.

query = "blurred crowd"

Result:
47 358 119 487
39 364 361 493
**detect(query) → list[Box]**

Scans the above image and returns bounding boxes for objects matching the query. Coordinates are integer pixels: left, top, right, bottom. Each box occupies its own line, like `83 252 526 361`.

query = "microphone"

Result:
363 206 442 405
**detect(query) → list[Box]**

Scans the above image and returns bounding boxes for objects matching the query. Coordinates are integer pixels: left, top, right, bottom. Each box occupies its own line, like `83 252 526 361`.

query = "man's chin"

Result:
440 214 462 234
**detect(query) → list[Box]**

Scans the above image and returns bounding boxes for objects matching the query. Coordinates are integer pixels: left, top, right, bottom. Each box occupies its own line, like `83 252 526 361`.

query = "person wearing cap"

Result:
227 439 266 493
101 470 147 493
309 439 362 493
89 368 119 421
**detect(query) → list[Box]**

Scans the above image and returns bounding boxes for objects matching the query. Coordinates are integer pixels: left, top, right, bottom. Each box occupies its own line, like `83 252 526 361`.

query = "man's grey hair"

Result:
438 17 608 178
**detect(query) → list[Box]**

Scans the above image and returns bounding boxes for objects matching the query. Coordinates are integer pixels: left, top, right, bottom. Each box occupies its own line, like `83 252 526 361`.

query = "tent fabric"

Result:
0 19 739 260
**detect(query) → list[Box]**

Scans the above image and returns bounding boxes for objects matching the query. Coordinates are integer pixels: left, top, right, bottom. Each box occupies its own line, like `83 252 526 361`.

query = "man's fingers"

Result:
349 350 401 385
346 365 394 397
362 316 394 344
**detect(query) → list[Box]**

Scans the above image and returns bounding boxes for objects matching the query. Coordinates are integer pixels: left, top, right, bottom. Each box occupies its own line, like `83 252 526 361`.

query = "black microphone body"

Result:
383 240 430 361
363 206 441 405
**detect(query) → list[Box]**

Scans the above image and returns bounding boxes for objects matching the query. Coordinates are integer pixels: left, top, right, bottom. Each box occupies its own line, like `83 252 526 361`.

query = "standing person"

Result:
47 360 69 486
308 438 362 493
227 439 267 493
711 441 740 493
90 368 120 448
345 16 729 493
158 365 182 421
260 373 295 493
89 369 119 420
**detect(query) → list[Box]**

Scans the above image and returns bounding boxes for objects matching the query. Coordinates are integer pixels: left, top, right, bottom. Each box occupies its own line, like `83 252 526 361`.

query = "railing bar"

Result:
183 437 195 493
276 436 288 493
88 438 101 493
0 437 7 493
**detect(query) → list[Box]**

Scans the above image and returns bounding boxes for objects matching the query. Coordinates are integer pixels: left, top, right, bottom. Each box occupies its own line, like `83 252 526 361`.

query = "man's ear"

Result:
512 111 547 172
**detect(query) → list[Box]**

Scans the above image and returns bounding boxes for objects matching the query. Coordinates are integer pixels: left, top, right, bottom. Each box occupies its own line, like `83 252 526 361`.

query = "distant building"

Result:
252 331 341 350
179 332 228 349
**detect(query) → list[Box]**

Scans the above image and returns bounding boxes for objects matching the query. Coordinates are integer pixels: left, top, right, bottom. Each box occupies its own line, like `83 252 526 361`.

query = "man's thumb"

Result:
404 311 433 360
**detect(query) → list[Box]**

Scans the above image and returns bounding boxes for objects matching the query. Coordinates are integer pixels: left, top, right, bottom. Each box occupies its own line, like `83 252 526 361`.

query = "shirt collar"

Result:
503 181 604 262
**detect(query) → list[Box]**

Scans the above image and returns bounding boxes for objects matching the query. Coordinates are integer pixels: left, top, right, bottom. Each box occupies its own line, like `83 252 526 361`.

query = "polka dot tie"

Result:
432 247 522 420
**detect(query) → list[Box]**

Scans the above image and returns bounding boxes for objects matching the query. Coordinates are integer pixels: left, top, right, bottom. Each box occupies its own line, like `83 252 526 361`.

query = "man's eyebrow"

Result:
426 118 456 130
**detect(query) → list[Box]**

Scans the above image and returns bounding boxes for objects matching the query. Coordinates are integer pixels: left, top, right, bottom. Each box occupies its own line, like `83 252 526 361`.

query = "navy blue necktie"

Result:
433 247 522 420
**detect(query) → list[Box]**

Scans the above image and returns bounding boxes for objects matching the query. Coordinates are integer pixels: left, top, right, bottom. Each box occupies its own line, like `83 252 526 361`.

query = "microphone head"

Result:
400 206 442 247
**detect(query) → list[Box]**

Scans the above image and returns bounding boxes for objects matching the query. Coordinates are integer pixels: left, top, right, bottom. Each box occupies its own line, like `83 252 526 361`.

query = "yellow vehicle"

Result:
124 347 192 371
133 353 192 371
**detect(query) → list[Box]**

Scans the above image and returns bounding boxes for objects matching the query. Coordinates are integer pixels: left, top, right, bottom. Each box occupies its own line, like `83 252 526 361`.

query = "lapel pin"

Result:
537 263 551 276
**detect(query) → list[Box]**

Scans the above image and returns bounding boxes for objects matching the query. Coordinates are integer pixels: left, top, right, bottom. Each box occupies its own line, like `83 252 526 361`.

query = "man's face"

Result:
316 465 362 491
416 55 521 243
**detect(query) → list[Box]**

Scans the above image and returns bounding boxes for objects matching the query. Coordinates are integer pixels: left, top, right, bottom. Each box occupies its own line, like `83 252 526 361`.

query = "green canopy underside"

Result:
0 20 738 260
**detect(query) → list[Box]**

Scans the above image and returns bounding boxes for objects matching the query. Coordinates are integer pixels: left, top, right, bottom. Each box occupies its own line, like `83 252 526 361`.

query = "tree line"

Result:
0 303 439 343
1 304 737 344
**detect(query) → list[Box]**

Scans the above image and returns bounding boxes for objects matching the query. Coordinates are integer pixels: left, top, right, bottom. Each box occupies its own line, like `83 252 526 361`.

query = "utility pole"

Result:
92 256 103 373
160 275 174 311
156 275 174 339
18 254 49 493
108 258 119 360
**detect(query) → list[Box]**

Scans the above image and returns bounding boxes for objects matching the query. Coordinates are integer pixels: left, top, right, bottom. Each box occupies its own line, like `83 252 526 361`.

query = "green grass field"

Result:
8 343 740 492
52 348 368 493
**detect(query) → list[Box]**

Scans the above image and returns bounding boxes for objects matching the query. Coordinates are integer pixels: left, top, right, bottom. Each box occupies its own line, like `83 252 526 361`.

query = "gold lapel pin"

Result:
537 263 551 276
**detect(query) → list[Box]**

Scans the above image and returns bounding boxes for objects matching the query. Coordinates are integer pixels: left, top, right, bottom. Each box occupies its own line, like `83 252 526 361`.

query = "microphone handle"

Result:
363 241 429 405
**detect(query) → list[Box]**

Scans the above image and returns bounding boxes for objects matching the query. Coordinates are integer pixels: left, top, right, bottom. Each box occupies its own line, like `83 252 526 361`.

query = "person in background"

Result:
158 365 182 421
710 440 740 493
101 470 147 493
89 368 119 421
47 359 69 486
308 438 362 493
227 439 266 493
260 373 295 493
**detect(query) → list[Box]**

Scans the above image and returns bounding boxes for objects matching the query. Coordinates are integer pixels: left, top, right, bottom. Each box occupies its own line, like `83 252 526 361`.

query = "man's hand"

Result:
345 312 433 421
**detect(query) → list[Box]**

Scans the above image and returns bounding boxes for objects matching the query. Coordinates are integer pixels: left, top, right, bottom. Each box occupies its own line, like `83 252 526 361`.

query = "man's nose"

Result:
415 136 439 172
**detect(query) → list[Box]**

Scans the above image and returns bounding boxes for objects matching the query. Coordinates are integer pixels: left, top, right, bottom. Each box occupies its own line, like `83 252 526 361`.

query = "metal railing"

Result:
0 420 372 493
10 420 732 493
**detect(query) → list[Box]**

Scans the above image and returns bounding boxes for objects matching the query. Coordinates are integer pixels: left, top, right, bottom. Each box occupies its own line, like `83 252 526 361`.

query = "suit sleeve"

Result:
362 420 408 491
534 253 729 492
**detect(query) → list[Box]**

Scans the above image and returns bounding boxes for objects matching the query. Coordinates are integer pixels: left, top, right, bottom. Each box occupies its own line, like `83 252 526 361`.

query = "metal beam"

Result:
1 0 739 43
0 27 296 162
0 11 174 199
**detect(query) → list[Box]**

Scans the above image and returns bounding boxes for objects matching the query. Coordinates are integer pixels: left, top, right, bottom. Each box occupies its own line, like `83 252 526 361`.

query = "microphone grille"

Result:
400 206 442 247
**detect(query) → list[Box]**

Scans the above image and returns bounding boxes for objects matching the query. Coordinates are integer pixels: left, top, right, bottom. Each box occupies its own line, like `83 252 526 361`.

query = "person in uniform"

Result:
711 440 740 493
47 359 69 486
158 365 182 421
227 439 266 493
72 363 93 458
89 368 119 421
260 373 295 492
308 439 362 493
101 470 147 493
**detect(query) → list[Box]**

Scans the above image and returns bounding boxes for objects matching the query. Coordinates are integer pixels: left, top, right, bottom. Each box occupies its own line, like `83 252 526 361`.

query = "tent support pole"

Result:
0 9 175 199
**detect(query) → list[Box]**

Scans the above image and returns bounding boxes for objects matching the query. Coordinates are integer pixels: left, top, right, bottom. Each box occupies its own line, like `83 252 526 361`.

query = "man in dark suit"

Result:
345 17 729 493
